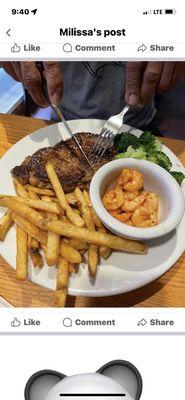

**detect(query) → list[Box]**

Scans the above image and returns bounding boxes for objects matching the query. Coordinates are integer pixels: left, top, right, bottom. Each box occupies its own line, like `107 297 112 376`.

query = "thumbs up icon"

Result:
11 317 21 327
11 43 21 53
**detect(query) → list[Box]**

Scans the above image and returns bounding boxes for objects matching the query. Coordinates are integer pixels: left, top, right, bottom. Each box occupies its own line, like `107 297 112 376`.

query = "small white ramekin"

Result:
90 158 185 240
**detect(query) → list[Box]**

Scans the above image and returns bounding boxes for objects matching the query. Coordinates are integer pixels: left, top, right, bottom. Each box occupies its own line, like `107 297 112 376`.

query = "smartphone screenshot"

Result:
0 1 185 399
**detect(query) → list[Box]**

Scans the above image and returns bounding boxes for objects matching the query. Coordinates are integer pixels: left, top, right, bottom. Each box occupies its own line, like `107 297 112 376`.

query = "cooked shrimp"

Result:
123 191 140 200
102 185 124 211
131 206 158 228
121 191 147 212
144 192 159 211
117 168 144 192
110 210 132 223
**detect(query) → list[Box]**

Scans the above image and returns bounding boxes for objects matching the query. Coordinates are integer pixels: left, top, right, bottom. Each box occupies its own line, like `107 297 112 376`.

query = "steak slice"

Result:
11 132 116 193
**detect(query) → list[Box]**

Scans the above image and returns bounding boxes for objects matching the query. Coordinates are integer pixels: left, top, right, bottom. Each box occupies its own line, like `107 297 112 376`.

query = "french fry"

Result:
88 245 99 277
41 196 65 216
14 184 42 262
15 196 62 215
46 226 60 266
99 246 112 260
64 238 88 251
74 187 86 207
74 187 98 277
74 188 95 231
98 226 112 260
27 194 47 223
13 177 28 198
45 162 84 227
66 192 77 206
73 209 80 215
11 212 47 244
29 237 40 250
39 219 147 254
41 243 47 253
68 263 79 274
46 222 60 266
83 195 112 260
0 196 43 226
28 236 43 268
25 184 54 196
41 196 53 202
50 197 59 203
27 190 40 200
83 189 91 207
55 257 69 307
91 210 103 229
0 211 13 240
37 210 47 218
14 182 47 219
60 240 82 264
46 228 60 266
42 196 60 266
29 248 43 268
16 225 28 280
3 159 150 301
83 189 102 228
11 213 86 264
13 184 42 242
74 188 91 224
26 192 45 250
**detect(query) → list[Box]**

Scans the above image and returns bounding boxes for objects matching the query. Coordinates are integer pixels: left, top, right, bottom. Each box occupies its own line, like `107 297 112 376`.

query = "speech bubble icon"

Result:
137 318 147 327
63 43 72 53
63 317 72 327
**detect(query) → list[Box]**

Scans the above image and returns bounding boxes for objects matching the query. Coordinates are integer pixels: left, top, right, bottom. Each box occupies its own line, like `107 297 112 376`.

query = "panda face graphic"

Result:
44 374 132 400
25 360 142 400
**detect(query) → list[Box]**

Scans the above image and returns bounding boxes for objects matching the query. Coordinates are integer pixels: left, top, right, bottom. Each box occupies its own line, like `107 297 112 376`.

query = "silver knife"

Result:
51 104 93 168
37 62 93 168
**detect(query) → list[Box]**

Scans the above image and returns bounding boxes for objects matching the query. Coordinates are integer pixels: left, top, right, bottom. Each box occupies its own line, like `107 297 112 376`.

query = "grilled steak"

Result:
11 132 116 193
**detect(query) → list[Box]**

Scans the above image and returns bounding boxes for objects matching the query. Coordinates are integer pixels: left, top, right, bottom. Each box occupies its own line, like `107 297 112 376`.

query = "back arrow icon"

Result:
6 29 11 37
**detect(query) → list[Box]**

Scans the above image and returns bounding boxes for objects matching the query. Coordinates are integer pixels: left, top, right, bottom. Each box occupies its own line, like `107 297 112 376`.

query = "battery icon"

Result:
165 9 176 14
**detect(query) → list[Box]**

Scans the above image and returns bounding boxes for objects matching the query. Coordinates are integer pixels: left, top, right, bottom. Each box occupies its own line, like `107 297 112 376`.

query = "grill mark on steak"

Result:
11 132 116 192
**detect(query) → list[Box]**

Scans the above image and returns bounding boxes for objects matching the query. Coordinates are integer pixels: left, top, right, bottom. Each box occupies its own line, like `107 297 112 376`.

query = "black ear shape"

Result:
97 360 142 400
24 369 66 400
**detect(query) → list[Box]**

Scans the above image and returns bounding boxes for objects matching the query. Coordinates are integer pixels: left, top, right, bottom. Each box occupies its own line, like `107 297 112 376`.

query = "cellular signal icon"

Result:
143 10 152 15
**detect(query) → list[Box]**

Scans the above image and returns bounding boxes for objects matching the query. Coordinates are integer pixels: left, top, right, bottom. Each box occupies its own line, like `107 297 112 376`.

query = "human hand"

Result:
125 61 185 106
0 61 63 107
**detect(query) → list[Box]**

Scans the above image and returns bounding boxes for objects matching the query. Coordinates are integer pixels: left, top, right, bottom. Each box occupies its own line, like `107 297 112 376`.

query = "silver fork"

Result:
92 105 130 158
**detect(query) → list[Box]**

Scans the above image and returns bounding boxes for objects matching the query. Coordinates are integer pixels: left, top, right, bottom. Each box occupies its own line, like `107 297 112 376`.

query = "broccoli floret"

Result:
114 132 140 152
115 145 147 160
170 171 185 185
114 130 178 178
139 131 162 152
148 151 172 171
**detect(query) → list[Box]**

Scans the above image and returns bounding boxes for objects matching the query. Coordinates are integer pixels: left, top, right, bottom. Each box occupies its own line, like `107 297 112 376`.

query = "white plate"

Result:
0 119 185 297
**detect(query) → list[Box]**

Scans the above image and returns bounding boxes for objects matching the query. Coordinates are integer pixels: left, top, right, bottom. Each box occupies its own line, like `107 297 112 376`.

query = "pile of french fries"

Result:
0 162 147 307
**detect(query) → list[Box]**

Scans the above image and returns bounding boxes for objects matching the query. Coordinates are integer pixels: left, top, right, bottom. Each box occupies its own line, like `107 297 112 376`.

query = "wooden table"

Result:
0 113 185 307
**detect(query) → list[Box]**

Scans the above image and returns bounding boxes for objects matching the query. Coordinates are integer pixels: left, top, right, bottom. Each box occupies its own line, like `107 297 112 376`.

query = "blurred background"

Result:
0 68 185 139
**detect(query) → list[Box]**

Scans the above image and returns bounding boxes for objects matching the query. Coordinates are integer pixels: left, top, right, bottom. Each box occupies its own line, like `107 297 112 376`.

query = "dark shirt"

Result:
54 62 156 128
